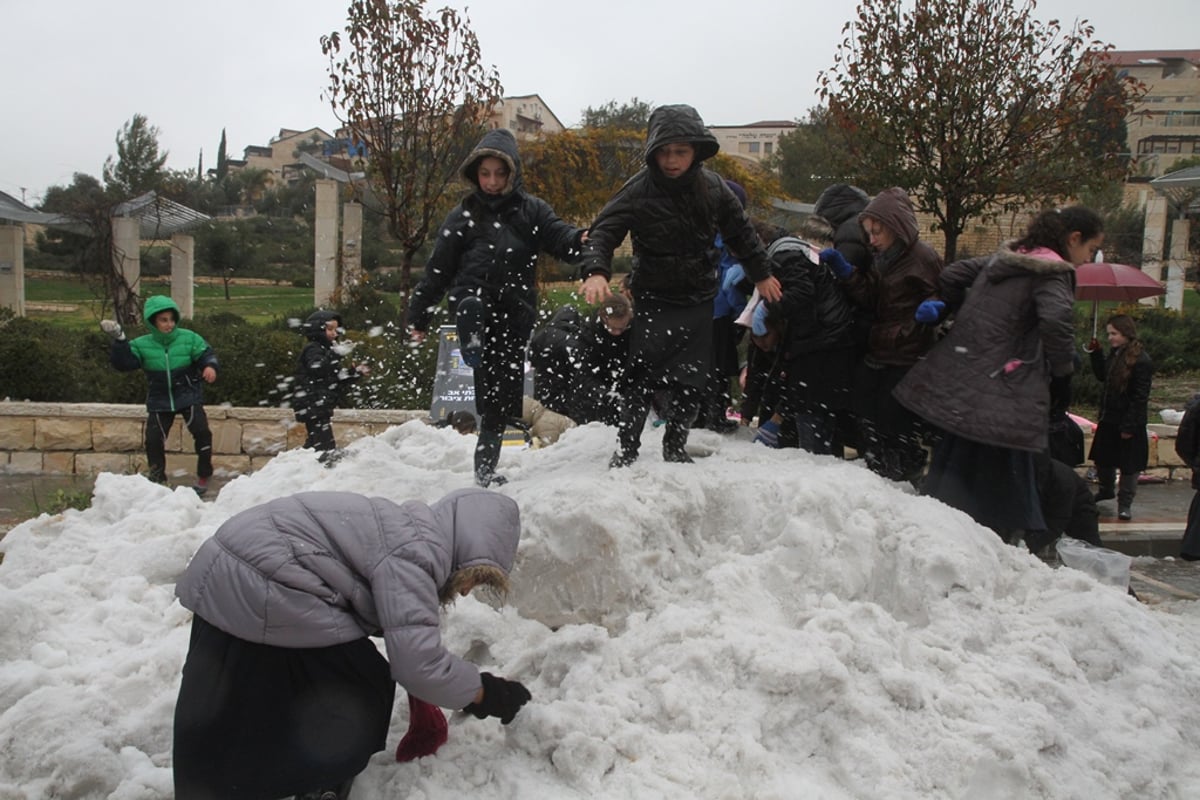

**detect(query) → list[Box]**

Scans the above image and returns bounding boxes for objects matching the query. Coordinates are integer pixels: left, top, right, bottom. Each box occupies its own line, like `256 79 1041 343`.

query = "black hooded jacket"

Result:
408 128 585 332
292 310 358 418
578 104 770 305
762 237 855 355
813 184 873 272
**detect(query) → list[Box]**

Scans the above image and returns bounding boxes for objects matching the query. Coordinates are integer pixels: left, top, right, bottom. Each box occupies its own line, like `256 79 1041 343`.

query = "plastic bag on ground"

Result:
1055 536 1132 590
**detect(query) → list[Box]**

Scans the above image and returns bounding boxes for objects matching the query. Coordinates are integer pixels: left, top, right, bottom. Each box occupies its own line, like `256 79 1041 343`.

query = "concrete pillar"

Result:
314 179 338 307
1140 194 1169 308
341 201 363 293
112 216 141 324
171 233 195 319
0 225 26 316
1165 217 1191 312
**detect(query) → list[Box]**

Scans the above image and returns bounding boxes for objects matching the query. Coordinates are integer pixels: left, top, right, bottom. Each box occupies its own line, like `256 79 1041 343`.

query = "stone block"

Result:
242 422 289 456
1148 436 1159 466
211 454 252 477
285 420 307 451
7 451 43 474
92 419 143 452
77 453 133 476
162 422 183 453
42 451 75 475
209 418 243 455
165 453 201 479
0 417 35 449
36 418 93 451
335 422 372 446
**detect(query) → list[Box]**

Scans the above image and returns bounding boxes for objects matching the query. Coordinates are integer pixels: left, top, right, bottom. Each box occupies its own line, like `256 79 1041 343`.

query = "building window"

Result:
764 142 773 155
748 142 760 154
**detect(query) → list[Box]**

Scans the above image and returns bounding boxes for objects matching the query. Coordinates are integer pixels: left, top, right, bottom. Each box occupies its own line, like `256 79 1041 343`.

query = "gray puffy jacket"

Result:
175 488 520 709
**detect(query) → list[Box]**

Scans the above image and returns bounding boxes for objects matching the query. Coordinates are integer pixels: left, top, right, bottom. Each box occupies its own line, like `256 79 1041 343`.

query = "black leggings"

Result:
146 406 212 482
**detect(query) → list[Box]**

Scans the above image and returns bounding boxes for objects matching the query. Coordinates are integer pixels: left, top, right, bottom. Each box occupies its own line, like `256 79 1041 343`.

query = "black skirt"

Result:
923 433 1046 533
173 616 395 800
627 298 713 391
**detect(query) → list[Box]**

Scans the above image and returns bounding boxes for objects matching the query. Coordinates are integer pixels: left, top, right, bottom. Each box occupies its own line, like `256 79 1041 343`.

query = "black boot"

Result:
474 425 506 487
662 421 693 463
611 398 649 468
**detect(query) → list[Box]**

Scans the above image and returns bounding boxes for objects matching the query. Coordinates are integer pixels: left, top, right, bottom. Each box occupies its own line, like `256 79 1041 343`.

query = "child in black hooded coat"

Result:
293 310 368 456
408 128 586 486
579 104 781 467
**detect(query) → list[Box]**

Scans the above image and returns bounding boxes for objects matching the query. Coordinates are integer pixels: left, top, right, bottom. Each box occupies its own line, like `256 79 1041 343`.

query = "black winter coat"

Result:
1175 393 1200 490
1087 345 1153 471
813 183 873 271
579 105 770 306
765 237 854 355
528 306 628 425
292 310 359 419
409 129 583 333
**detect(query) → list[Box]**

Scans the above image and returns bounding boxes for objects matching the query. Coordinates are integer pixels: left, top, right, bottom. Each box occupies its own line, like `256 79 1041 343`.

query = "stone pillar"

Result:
171 233 195 319
0 225 26 316
112 216 141 324
341 201 363 294
314 179 338 307
1165 217 1191 312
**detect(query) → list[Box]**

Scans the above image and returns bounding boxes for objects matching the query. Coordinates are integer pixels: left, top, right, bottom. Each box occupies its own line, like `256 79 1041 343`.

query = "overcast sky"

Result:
1 0 1194 205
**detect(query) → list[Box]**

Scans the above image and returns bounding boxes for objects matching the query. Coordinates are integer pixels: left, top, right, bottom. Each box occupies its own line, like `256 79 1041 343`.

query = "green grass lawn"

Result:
24 276 356 329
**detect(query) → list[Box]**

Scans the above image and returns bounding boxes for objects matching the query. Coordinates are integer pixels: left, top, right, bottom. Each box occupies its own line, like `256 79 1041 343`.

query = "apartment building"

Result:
484 94 566 140
1107 50 1200 177
708 120 798 166
225 127 336 186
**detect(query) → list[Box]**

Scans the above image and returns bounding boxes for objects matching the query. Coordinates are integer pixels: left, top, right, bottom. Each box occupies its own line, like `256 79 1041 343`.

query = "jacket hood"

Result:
302 309 342 342
859 187 920 249
987 241 1076 283
142 295 180 326
459 128 522 196
814 184 870 227
430 487 521 574
644 104 720 166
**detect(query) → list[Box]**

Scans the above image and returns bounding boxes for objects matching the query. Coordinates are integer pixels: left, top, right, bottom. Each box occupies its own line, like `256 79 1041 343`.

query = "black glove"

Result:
463 672 531 725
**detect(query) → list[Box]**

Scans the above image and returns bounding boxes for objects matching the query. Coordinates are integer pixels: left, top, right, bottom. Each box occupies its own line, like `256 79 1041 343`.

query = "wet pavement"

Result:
2 471 1198 603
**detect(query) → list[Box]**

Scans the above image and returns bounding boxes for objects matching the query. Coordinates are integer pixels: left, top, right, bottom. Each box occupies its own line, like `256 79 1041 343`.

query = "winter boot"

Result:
610 398 649 468
662 422 693 463
1116 472 1138 518
455 296 486 368
474 425 506 487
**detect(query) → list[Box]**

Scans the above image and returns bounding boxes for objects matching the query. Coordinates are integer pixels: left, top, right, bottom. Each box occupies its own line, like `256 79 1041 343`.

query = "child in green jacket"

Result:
101 296 218 495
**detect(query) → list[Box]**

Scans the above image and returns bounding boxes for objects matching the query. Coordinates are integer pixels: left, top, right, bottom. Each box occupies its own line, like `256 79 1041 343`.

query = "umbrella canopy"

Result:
1075 262 1165 302
1074 262 1166 337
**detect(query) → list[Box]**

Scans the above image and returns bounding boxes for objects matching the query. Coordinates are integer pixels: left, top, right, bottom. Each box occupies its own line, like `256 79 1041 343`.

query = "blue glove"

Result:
754 420 781 448
914 299 945 324
819 248 854 279
751 303 769 337
721 263 746 292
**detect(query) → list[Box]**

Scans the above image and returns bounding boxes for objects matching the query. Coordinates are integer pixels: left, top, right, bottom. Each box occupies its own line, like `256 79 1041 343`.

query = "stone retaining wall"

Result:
0 402 426 479
0 402 1189 481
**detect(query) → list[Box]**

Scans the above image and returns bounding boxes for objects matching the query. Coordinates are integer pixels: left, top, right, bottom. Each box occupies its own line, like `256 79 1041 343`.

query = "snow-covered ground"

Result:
2 420 1199 799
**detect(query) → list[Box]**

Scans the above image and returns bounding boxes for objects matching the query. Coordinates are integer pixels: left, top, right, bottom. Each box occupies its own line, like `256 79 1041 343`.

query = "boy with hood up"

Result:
292 309 370 458
408 128 586 487
172 488 532 800
579 104 782 468
101 296 218 495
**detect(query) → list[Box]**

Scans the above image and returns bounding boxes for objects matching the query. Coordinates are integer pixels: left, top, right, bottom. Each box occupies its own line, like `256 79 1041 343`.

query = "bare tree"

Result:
321 0 503 306
819 0 1143 260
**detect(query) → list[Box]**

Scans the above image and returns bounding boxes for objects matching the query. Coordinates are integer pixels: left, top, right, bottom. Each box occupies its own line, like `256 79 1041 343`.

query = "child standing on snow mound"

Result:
292 309 370 460
579 103 782 468
408 127 587 487
101 296 218 495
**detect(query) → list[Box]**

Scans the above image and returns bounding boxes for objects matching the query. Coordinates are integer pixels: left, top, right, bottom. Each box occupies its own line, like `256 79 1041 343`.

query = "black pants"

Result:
302 413 337 452
146 406 213 482
173 617 394 800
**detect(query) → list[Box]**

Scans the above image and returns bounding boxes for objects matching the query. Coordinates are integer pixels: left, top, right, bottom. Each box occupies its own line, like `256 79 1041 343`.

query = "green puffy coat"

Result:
110 295 219 412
